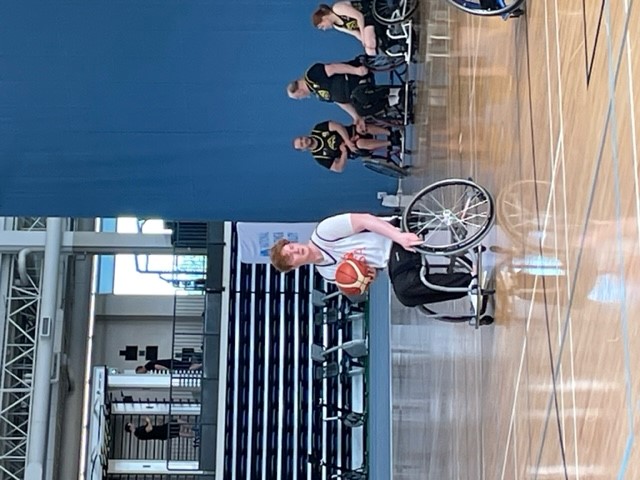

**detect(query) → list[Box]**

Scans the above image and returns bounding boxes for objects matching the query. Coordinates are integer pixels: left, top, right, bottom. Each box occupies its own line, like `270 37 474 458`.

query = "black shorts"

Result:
388 244 471 307
352 0 376 26
350 85 391 117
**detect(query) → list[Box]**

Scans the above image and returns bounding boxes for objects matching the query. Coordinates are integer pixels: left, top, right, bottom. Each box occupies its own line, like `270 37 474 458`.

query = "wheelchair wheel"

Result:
372 0 419 25
402 179 495 255
363 158 409 178
444 0 525 17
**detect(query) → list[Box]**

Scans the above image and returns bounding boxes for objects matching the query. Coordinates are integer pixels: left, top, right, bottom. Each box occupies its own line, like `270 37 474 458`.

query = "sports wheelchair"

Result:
354 55 416 128
444 0 525 18
347 55 416 172
400 178 497 327
372 0 418 25
358 0 419 62
348 138 412 179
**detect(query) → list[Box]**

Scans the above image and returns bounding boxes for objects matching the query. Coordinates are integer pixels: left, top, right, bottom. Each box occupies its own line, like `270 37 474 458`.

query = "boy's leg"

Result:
363 124 390 136
351 85 392 117
388 244 471 307
355 138 391 151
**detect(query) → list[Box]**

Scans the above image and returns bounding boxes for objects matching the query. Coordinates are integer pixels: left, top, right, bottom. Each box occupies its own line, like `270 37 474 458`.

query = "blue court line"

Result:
604 0 635 476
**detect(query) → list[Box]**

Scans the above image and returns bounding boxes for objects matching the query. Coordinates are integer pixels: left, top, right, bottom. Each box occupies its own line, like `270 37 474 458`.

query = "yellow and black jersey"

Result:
304 62 370 104
333 1 375 32
335 14 359 32
309 121 346 169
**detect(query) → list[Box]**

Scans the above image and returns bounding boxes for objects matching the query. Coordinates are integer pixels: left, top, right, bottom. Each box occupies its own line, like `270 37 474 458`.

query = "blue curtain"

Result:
0 0 395 221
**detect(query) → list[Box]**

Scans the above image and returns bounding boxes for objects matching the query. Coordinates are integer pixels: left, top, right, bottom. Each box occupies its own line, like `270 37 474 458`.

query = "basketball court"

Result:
390 0 640 478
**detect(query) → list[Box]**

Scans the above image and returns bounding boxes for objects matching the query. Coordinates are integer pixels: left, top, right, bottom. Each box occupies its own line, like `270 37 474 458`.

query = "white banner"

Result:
236 222 317 264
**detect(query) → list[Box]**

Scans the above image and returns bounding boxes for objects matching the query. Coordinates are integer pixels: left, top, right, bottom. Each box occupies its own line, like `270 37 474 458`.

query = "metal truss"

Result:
0 221 44 480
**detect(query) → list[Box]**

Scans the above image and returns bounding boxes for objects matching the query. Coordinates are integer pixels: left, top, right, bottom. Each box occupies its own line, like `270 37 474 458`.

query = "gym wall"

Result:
0 0 395 221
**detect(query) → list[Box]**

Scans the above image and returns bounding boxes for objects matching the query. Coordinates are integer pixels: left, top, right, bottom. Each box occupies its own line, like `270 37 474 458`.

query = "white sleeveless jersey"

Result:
311 214 393 282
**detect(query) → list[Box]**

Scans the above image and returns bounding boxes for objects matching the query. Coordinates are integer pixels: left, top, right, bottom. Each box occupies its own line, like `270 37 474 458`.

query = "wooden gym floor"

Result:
392 0 640 478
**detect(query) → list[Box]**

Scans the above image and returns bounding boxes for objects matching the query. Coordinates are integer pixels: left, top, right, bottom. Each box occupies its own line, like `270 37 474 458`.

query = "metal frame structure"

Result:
0 218 45 480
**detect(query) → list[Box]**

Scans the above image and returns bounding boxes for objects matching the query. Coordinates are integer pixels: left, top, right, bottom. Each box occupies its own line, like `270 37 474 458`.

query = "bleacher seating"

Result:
217 225 364 479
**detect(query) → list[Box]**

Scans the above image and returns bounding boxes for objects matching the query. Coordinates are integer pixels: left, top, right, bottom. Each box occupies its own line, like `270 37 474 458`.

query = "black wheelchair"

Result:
372 0 419 25
351 55 416 129
401 178 497 327
444 0 525 18
349 146 411 178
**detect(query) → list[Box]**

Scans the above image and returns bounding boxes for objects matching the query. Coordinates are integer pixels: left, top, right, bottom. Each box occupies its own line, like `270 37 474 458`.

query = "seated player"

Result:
292 120 401 172
269 213 474 307
286 58 404 131
312 2 392 55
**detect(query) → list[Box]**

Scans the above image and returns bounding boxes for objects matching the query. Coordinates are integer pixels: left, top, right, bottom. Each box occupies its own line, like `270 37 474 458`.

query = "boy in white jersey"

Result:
270 213 473 307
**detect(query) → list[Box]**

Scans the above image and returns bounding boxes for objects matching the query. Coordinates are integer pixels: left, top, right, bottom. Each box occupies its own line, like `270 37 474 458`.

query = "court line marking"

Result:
500 13 558 478
499 4 628 479
530 2 636 478
528 0 569 476
602 0 637 477
581 0 607 85
510 19 534 480
550 0 579 476
541 4 572 478
623 0 640 298
468 13 482 180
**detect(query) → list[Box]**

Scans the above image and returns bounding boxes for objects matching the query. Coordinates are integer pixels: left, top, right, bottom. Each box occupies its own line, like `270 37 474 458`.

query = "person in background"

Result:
126 417 194 440
135 358 202 373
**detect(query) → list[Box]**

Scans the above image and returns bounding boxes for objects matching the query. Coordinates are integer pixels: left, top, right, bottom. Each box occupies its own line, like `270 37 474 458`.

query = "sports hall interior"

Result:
0 0 638 479
397 0 640 478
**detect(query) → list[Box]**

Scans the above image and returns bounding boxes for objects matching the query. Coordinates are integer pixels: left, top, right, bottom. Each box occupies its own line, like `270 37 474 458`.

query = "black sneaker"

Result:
389 130 402 146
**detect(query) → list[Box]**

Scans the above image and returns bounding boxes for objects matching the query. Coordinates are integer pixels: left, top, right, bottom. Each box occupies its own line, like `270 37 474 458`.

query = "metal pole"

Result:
24 218 63 480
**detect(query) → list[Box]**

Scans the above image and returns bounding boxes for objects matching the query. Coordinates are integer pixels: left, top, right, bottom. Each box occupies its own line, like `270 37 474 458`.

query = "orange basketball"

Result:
335 257 372 295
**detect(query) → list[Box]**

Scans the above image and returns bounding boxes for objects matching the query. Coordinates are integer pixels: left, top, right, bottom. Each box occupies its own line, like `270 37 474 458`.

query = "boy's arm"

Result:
349 214 423 251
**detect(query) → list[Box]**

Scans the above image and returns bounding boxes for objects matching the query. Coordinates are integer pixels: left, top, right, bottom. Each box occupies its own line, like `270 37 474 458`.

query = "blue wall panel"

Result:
0 0 395 221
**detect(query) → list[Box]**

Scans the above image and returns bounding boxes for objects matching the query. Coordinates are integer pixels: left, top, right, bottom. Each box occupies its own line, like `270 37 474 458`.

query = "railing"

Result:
166 292 206 470
87 367 110 480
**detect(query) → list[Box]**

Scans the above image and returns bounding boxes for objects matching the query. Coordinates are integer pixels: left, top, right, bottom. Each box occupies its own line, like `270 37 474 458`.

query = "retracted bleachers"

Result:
220 225 364 480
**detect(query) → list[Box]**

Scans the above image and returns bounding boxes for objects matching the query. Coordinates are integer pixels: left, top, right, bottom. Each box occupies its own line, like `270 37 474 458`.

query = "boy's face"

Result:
281 242 312 267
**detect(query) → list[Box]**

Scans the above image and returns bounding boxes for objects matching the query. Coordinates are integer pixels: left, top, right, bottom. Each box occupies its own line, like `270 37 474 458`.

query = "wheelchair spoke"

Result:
448 223 464 244
409 199 440 217
426 191 448 212
458 212 490 228
409 214 443 236
402 179 495 255
448 188 470 214
452 215 483 234
462 195 489 212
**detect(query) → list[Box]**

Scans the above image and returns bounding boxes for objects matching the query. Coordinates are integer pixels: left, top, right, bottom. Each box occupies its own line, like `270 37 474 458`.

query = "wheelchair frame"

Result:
444 0 526 17
400 178 497 328
372 0 419 25
353 53 415 177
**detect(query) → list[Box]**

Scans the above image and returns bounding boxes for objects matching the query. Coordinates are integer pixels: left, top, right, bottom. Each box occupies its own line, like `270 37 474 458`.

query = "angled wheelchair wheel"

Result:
372 0 419 25
402 179 495 255
444 0 525 17
363 158 409 178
